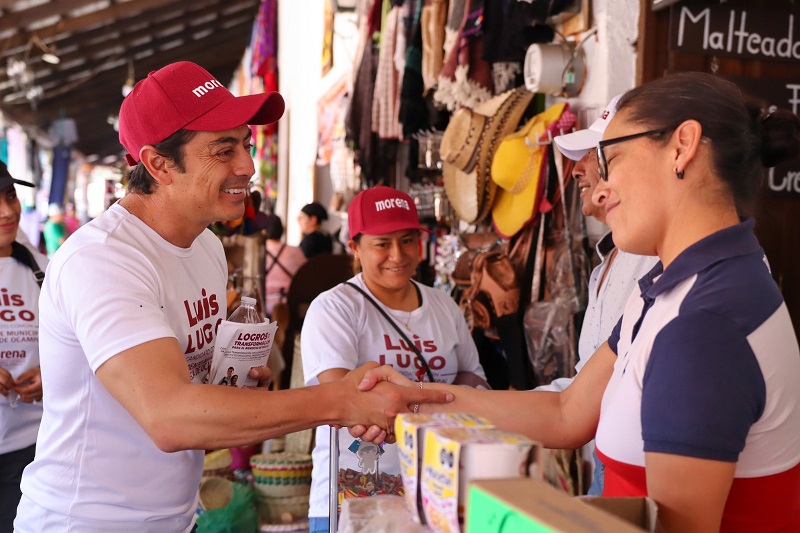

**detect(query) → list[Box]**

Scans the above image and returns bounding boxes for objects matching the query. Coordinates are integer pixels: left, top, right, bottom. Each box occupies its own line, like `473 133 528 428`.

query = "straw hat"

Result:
473 87 535 224
491 103 576 238
443 87 534 225
439 108 486 171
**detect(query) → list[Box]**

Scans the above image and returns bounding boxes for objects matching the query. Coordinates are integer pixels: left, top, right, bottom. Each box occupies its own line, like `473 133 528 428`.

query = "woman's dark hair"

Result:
264 214 284 240
300 202 328 223
616 71 800 215
127 129 198 194
250 189 263 211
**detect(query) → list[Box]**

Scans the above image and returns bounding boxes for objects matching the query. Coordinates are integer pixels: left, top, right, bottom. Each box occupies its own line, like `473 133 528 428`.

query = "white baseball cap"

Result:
554 94 623 161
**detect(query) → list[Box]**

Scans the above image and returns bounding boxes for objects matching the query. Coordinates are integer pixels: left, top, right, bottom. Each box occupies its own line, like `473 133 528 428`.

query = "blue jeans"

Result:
587 447 605 496
309 516 330 533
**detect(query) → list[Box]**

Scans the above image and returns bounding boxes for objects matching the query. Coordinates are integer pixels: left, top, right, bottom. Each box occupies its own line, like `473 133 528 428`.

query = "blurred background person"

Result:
298 201 333 258
0 162 46 532
42 204 67 258
63 203 80 236
248 189 271 234
264 213 307 317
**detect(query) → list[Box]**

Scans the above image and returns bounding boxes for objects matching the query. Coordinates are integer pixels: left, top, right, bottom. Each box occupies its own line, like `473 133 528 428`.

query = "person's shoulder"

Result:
419 282 459 310
196 227 224 250
308 274 362 311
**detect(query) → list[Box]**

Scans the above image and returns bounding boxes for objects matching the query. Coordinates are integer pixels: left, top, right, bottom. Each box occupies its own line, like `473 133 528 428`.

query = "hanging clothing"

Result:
399 0 428 137
345 0 382 181
434 0 493 111
420 0 447 93
371 5 404 139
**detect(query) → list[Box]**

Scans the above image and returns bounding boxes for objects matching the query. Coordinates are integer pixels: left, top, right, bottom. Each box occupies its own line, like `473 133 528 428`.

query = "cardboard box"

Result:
422 428 541 533
579 496 658 532
467 478 657 533
395 413 494 525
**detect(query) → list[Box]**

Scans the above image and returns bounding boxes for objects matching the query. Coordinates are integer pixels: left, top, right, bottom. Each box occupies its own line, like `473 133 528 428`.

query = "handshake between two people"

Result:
245 362 454 446
343 362 455 445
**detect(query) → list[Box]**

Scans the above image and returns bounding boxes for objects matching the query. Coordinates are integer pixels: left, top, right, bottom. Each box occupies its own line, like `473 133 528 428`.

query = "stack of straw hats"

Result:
441 86 535 225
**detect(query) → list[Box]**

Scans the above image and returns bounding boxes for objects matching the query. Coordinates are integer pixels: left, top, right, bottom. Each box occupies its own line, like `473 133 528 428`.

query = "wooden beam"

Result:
0 0 129 32
0 0 186 39
12 15 254 99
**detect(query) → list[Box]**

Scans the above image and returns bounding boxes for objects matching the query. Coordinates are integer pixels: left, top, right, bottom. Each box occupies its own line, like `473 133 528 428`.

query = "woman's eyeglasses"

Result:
597 129 666 181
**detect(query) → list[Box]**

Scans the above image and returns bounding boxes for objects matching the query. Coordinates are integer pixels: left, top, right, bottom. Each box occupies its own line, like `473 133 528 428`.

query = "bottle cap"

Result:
241 296 257 307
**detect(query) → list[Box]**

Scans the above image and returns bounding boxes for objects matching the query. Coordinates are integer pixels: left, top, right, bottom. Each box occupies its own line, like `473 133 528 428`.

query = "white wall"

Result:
277 0 324 245
277 1 359 245
564 0 641 241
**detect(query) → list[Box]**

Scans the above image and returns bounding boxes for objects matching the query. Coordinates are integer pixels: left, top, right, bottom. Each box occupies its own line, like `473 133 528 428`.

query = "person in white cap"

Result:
358 72 800 532
15 62 450 533
536 96 658 496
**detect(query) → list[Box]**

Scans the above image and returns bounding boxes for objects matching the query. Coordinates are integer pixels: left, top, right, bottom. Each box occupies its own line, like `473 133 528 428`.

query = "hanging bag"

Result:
457 223 535 332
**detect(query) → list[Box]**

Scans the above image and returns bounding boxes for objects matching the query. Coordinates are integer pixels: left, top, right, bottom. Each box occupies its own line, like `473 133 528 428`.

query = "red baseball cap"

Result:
118 61 285 166
348 186 430 238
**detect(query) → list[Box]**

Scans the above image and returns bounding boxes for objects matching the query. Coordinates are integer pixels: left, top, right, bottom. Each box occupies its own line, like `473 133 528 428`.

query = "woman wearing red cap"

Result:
301 186 488 532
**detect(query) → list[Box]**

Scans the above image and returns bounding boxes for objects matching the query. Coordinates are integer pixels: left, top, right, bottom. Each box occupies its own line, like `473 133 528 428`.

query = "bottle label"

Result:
207 320 277 387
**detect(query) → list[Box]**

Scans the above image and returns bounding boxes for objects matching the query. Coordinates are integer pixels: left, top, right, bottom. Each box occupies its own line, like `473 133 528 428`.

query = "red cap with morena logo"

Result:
348 186 431 238
118 61 285 166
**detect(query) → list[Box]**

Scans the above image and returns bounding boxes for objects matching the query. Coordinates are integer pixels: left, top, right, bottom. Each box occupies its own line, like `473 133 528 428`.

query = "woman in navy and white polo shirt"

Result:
361 72 800 532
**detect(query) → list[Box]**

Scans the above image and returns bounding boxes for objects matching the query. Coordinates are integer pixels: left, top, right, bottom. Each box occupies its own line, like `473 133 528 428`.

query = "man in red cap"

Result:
15 62 448 532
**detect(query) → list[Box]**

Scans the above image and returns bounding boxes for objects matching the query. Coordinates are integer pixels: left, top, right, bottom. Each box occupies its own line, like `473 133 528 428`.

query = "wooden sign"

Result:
669 3 800 63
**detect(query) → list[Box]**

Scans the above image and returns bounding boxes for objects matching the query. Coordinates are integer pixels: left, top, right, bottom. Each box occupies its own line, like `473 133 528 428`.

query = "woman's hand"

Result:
0 367 14 397
13 367 43 403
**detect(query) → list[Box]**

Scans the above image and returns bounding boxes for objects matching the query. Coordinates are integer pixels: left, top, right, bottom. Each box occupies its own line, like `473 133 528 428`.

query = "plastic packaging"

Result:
228 296 262 324
207 296 278 388
195 481 259 533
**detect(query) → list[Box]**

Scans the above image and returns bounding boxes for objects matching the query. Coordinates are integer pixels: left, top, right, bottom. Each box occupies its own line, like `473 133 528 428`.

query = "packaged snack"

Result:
395 413 494 524
421 427 542 533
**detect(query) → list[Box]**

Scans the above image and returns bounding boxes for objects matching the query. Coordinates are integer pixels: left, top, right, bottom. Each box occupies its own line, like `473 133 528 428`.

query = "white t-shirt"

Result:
301 273 485 518
17 203 227 533
0 246 47 454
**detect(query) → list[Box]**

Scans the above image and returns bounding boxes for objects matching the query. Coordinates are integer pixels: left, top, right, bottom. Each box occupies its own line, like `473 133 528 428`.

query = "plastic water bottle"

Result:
228 296 263 324
8 390 19 409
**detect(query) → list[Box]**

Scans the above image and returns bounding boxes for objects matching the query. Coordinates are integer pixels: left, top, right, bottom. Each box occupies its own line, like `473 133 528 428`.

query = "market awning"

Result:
0 0 261 163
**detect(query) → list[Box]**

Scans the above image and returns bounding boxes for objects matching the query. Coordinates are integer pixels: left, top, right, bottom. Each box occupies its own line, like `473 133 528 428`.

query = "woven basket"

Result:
198 477 234 511
259 519 310 532
255 493 310 525
250 452 313 498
